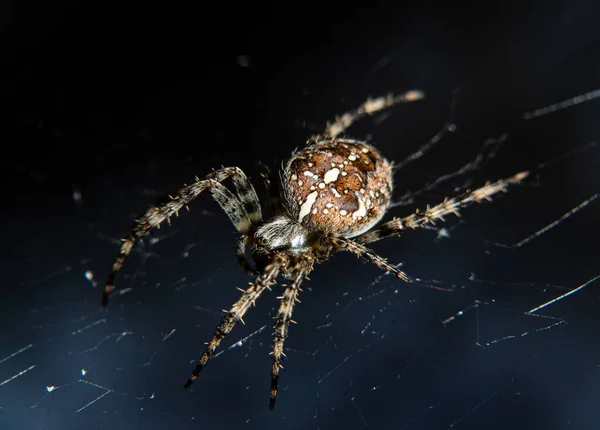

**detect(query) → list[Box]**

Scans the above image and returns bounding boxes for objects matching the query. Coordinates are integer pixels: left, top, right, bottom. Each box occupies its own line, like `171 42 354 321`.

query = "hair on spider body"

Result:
102 90 529 409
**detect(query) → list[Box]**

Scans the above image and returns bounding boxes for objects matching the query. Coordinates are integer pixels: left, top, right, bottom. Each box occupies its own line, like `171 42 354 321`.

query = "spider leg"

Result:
269 255 314 410
206 179 252 233
332 237 412 283
258 162 284 215
183 253 290 389
103 167 262 308
209 167 262 224
310 90 425 142
355 171 530 245
237 235 256 275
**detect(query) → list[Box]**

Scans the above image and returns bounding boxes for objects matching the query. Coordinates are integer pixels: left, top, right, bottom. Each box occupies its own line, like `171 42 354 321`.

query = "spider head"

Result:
254 215 312 254
281 139 393 238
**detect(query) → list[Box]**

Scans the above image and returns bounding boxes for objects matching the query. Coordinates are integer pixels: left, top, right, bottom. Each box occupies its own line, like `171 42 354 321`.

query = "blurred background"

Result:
2 0 600 429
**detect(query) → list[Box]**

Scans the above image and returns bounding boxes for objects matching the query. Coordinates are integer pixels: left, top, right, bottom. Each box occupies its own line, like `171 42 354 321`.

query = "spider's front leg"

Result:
102 167 262 307
309 89 425 142
355 171 530 245
237 235 256 275
258 161 284 216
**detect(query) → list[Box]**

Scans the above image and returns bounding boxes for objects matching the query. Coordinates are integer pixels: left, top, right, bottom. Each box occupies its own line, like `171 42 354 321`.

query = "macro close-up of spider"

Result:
4 1 600 428
102 90 531 410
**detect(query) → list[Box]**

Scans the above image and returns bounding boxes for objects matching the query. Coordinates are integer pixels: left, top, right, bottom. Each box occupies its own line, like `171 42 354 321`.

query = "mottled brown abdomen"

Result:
282 139 393 237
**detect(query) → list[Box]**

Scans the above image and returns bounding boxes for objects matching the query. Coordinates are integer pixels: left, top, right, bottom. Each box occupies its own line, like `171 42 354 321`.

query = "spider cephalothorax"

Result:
102 90 528 409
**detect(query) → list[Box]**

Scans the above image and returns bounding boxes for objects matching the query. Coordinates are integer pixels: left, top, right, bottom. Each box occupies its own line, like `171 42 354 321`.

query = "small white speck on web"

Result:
72 184 82 205
84 270 97 287
236 55 250 67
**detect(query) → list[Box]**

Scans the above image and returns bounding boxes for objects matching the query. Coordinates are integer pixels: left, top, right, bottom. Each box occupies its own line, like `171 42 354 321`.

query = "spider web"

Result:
3 3 600 429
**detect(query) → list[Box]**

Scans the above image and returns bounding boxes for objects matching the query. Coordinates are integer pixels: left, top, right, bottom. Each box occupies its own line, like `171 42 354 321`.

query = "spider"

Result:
102 90 528 409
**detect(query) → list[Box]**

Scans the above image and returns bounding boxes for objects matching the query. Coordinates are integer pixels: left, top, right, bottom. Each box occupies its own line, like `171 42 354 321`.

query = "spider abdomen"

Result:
283 139 393 238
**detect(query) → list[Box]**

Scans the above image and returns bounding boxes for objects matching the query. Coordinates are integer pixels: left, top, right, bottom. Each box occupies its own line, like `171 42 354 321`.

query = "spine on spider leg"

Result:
401 171 529 229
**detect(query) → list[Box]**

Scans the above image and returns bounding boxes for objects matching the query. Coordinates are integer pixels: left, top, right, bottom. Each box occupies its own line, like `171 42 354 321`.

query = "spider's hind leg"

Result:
258 161 284 216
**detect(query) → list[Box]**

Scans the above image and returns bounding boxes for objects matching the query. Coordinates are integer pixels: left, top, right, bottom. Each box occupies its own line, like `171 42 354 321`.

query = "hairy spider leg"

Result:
207 179 252 232
184 253 290 389
102 167 262 308
269 255 315 410
210 167 262 224
332 237 412 283
310 89 425 142
258 161 285 216
355 171 530 245
237 235 256 275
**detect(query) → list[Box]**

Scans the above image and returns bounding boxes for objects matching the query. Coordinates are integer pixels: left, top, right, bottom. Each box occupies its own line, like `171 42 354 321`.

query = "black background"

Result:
2 1 600 429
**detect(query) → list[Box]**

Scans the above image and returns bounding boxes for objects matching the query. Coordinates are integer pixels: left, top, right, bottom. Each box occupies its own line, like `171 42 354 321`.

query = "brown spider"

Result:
102 90 528 409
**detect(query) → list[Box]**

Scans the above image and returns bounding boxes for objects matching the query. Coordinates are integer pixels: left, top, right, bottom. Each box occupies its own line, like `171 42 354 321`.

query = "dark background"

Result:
2 1 600 429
